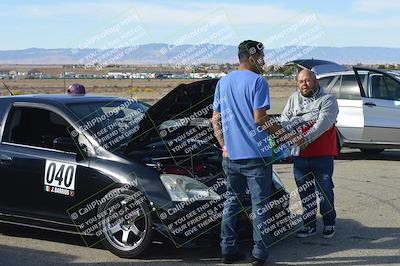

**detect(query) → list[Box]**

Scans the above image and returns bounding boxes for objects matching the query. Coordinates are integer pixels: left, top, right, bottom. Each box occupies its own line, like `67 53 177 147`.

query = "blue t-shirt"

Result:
213 70 271 160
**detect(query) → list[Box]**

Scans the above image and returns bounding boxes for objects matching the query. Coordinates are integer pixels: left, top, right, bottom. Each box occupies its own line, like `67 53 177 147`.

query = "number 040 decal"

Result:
44 160 76 190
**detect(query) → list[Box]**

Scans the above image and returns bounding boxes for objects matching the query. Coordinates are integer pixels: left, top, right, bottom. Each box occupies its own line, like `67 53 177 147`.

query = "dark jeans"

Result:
293 156 336 228
220 157 272 260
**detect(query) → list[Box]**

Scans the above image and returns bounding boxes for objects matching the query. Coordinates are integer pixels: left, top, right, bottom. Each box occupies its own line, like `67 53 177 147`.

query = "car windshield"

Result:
391 72 400 81
67 99 149 152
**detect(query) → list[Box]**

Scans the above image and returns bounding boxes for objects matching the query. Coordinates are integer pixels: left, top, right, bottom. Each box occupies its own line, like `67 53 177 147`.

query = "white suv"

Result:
287 59 400 154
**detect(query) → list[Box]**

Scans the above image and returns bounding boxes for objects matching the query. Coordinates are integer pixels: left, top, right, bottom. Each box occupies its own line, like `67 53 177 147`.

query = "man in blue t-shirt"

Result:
212 40 304 266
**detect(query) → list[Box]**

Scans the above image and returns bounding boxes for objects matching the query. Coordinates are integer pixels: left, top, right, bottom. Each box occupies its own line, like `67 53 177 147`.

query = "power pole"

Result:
130 66 133 99
63 65 66 93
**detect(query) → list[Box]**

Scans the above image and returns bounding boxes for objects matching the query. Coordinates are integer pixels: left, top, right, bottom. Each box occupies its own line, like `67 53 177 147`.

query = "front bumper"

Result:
152 189 291 248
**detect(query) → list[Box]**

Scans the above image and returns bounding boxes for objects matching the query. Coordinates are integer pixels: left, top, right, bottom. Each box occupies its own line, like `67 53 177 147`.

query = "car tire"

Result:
360 148 384 155
97 188 153 258
336 131 343 154
336 140 342 155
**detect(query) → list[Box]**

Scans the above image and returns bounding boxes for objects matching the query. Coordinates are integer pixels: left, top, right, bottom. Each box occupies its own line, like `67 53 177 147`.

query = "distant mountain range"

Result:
1 44 400 65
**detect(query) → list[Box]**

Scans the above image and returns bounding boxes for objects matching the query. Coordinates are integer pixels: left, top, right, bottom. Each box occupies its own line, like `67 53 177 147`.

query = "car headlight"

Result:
160 174 221 202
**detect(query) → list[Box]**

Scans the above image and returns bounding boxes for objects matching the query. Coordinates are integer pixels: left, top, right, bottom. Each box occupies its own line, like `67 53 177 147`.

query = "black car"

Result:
0 79 290 258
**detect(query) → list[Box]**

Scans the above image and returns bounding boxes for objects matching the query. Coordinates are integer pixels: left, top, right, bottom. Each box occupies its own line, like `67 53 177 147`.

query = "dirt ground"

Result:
0 148 399 266
1 78 297 107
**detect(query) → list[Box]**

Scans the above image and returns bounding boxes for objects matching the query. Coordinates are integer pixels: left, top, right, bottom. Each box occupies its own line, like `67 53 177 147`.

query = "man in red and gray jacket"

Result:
281 69 339 239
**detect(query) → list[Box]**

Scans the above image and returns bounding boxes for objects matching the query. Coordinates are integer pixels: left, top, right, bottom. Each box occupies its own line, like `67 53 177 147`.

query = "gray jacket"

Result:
280 86 339 143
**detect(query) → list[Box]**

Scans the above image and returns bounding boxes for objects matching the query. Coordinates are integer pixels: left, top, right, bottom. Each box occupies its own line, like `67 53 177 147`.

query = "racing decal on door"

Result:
44 160 76 197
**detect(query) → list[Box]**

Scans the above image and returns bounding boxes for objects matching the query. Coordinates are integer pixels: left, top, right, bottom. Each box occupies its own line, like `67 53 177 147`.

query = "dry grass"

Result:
1 78 296 103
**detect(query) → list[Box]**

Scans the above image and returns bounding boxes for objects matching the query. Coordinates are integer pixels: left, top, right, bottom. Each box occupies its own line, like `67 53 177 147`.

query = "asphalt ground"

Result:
0 148 399 266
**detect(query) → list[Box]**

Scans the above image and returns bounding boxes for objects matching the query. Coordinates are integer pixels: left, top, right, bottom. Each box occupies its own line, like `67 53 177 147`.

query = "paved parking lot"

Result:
0 148 399 266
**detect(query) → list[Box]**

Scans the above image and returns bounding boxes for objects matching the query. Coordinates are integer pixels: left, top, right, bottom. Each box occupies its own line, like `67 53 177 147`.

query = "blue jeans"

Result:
293 156 336 228
220 157 272 260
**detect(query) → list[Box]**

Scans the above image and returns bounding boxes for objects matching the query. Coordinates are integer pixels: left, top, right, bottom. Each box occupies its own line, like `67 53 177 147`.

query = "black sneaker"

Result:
296 226 317 238
221 252 246 264
250 256 266 266
323 225 335 238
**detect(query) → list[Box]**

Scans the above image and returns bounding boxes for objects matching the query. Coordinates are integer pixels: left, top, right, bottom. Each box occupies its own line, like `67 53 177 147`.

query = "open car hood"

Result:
285 59 348 76
124 79 219 154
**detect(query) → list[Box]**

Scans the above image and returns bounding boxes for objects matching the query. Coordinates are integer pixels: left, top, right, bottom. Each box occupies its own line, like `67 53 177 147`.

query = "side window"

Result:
328 76 341 98
370 74 400 100
318 76 334 90
340 75 362 100
384 77 400 100
0 105 8 134
3 106 76 152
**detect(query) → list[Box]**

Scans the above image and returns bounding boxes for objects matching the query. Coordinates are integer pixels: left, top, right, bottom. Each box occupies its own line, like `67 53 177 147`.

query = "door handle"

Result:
0 155 12 166
364 102 376 107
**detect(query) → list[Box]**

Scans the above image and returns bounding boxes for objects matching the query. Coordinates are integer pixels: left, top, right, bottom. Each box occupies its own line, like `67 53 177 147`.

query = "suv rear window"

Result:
340 75 362 100
318 76 334 90
328 76 341 98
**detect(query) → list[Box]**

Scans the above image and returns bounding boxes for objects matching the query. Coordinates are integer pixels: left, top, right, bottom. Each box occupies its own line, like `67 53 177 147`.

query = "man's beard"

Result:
301 86 318 97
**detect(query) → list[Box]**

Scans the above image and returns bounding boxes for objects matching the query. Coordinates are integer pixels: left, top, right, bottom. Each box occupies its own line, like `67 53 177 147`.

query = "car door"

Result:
354 67 400 143
336 73 366 142
0 104 111 222
319 73 366 142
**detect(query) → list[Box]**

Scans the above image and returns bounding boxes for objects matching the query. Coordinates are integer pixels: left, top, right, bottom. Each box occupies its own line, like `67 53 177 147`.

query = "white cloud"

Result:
11 1 399 30
353 0 400 14
2 1 400 48
7 1 298 25
6 1 302 45
319 14 400 29
4 1 400 27
0 2 133 20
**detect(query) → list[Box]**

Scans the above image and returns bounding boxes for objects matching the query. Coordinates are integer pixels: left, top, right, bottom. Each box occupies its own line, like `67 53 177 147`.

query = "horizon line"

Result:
2 44 400 52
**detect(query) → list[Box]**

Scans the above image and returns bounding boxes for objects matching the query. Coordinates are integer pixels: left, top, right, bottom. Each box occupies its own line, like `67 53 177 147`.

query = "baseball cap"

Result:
67 83 86 95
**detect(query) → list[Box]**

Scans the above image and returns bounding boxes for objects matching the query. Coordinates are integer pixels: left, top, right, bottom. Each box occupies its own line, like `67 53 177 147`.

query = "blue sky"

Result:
1 0 400 50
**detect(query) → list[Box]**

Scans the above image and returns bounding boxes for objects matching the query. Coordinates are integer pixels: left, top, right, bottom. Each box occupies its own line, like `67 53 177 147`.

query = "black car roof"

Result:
0 94 128 105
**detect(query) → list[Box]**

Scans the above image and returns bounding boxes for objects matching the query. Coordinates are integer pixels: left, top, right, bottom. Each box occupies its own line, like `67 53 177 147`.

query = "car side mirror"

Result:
53 137 79 153
76 143 88 162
